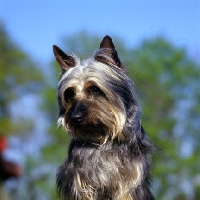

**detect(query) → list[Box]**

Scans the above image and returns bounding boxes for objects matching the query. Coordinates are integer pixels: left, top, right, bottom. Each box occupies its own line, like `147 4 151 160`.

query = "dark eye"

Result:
88 85 103 96
63 88 74 103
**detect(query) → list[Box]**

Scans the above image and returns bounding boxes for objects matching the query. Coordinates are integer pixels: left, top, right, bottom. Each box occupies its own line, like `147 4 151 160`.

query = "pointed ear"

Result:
53 45 76 71
94 35 122 68
99 35 115 49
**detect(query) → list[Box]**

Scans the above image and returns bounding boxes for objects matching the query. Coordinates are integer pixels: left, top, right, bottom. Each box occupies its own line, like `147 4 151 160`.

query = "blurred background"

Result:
0 0 199 199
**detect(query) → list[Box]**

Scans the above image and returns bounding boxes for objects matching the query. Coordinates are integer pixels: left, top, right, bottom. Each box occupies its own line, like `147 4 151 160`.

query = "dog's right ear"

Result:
53 45 76 71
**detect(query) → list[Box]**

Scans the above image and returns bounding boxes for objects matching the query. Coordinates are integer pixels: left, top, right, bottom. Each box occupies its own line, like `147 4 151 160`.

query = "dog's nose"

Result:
71 112 84 123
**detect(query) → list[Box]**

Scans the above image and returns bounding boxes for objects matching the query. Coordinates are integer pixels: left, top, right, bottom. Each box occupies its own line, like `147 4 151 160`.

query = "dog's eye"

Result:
63 88 74 103
88 85 103 96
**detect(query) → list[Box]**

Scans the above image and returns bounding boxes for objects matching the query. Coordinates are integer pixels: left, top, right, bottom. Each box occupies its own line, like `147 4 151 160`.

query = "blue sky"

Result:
0 0 199 63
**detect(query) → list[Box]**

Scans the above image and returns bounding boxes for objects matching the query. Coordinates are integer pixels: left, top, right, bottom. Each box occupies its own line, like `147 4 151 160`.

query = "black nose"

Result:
69 101 88 123
71 112 84 123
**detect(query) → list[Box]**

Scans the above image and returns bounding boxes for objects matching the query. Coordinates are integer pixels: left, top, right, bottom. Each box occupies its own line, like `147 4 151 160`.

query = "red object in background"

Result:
0 136 7 152
0 136 22 180
0 157 22 180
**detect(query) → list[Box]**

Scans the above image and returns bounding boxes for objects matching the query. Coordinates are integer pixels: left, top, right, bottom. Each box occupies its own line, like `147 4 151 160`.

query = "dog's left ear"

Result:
53 45 76 71
94 35 122 68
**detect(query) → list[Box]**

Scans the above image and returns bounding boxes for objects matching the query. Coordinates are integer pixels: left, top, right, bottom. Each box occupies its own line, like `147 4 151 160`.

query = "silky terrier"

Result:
53 36 155 200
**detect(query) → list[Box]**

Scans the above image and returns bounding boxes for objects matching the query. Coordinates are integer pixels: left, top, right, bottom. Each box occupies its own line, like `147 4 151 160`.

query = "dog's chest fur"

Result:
57 138 152 200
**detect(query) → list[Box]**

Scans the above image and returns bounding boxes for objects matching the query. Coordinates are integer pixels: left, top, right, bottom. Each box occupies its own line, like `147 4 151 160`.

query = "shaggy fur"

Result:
53 36 155 200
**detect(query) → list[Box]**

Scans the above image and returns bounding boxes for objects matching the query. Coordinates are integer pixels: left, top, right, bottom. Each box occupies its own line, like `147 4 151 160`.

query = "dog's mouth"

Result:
67 121 108 144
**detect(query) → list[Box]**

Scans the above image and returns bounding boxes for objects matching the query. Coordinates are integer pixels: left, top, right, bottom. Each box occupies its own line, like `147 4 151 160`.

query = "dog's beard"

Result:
63 107 126 145
58 114 110 145
57 101 127 145
66 123 109 144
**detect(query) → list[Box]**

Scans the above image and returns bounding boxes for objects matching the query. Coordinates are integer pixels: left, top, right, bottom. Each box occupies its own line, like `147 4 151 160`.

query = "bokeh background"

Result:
0 0 199 199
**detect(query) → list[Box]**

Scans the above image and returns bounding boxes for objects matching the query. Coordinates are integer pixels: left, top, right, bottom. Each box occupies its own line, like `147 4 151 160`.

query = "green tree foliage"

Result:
0 23 43 137
0 22 46 200
128 38 200 199
39 33 199 199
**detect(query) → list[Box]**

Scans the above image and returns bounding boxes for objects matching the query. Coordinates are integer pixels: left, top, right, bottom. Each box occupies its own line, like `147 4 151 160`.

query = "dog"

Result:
53 35 155 200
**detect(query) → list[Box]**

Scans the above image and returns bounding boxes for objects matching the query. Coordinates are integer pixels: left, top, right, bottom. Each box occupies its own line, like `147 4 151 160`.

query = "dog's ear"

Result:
53 45 76 71
94 35 122 68
99 35 115 49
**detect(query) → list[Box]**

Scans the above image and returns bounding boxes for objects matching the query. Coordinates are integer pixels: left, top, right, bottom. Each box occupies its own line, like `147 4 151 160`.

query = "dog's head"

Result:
53 36 140 144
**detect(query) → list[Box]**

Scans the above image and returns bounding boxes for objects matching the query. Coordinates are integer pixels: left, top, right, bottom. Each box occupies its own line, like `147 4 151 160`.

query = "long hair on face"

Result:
53 35 155 200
